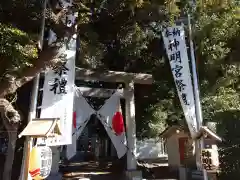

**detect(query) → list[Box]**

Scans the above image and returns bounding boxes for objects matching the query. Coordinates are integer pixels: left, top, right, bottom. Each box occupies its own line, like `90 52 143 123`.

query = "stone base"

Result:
179 167 187 180
46 172 62 180
125 170 142 180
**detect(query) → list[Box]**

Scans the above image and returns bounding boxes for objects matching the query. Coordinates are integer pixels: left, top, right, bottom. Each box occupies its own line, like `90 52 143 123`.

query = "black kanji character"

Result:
168 38 180 51
181 93 190 105
172 64 183 78
202 155 212 170
50 78 68 94
176 80 186 92
170 51 181 63
50 78 59 94
53 62 69 77
172 28 180 37
58 78 67 94
41 151 47 158
165 28 172 37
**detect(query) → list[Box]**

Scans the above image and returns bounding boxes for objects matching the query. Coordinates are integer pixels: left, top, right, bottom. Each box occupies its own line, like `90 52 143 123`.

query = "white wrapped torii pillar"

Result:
76 68 153 178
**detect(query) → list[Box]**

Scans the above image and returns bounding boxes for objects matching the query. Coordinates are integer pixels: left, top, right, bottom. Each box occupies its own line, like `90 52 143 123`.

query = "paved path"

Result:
60 160 126 180
60 159 178 180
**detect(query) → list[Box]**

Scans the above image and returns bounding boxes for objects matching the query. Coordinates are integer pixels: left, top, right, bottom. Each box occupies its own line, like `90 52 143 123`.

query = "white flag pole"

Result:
187 2 208 180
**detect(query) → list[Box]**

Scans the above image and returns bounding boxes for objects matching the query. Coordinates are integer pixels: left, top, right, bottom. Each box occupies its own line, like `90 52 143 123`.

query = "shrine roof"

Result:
160 125 222 142
159 125 189 139
18 118 61 138
194 126 222 142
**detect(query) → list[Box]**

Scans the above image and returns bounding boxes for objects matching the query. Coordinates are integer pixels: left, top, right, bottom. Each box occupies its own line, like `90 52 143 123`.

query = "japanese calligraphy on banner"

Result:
38 36 76 146
162 25 197 137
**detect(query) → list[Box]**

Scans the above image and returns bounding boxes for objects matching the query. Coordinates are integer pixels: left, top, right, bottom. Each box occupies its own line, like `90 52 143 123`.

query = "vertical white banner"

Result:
162 25 197 137
39 36 76 146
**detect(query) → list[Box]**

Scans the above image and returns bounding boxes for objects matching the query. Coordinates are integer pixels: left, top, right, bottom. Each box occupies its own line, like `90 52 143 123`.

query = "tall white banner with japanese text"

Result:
38 37 76 146
162 25 197 137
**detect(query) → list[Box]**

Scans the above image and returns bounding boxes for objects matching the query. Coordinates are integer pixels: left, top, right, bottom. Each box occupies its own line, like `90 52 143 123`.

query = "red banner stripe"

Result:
73 111 76 128
29 168 40 177
112 111 125 136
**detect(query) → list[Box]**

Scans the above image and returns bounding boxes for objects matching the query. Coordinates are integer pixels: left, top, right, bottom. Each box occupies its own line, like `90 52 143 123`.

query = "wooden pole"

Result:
19 75 40 180
187 3 208 179
125 80 137 170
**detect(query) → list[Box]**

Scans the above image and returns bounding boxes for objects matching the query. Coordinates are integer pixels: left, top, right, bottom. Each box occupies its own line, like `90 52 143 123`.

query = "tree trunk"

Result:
0 99 20 180
0 1 80 179
2 131 18 180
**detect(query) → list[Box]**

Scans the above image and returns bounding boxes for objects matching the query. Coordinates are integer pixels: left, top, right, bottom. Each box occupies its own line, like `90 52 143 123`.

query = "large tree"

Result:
0 0 240 179
193 2 240 178
0 0 80 179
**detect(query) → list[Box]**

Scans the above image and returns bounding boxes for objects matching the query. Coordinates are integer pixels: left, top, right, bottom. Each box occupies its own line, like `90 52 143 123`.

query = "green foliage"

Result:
194 3 240 123
0 0 240 157
0 23 38 78
0 0 42 81
1 1 240 178
216 111 240 179
193 1 240 178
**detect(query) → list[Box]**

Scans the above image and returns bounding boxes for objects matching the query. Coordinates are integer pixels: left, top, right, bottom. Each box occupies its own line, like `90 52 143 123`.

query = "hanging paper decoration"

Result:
162 25 197 138
66 13 77 27
56 0 73 9
73 91 95 137
112 103 125 136
66 133 77 160
66 90 127 159
48 29 57 46
65 91 95 160
98 93 127 158
29 146 52 179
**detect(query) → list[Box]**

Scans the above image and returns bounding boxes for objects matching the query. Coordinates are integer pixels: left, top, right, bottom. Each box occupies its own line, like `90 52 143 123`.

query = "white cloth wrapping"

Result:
97 93 127 158
66 91 95 159
74 91 95 138
66 91 127 159
66 133 77 160
48 29 57 46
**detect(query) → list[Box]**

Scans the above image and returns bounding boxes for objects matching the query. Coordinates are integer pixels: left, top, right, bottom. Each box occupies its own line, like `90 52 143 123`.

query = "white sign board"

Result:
38 36 76 146
162 25 197 137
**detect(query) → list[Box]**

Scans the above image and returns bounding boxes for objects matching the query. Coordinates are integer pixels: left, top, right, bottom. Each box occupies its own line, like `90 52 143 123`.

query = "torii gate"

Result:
19 67 153 180
75 67 153 176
